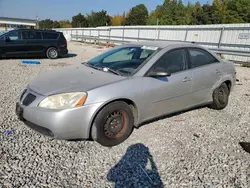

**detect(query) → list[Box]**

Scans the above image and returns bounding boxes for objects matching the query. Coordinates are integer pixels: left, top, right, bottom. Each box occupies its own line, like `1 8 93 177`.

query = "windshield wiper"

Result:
82 62 102 70
103 67 122 76
82 62 122 76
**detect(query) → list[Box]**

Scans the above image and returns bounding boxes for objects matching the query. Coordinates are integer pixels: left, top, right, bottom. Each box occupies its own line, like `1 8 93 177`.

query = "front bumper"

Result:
15 95 103 140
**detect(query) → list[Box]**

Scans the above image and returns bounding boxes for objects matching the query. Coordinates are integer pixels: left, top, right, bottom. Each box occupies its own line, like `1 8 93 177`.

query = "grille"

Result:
22 93 36 106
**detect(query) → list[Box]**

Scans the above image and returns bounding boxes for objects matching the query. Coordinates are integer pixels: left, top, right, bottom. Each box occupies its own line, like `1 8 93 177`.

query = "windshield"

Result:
87 45 160 76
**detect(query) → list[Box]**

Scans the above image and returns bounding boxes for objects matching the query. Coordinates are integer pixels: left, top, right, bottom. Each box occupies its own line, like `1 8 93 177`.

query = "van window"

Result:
22 31 42 40
5 31 21 40
0 31 6 40
42 32 59 39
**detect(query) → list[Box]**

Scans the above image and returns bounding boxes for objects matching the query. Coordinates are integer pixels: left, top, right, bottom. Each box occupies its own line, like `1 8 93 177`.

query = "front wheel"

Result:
91 101 134 147
209 83 229 110
46 47 59 59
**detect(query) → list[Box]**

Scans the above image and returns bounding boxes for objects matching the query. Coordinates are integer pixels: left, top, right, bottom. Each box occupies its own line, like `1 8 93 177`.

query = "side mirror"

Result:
148 71 171 77
5 36 10 42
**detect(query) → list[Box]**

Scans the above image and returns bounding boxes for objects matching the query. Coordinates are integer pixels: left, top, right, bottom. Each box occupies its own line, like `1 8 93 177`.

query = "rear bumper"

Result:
58 46 68 56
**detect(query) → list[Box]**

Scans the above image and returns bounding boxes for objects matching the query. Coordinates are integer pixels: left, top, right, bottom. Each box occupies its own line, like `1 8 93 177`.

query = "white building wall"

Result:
55 23 250 62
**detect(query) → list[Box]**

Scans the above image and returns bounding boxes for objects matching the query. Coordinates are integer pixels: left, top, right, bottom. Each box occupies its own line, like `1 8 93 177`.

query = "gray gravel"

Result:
0 42 250 188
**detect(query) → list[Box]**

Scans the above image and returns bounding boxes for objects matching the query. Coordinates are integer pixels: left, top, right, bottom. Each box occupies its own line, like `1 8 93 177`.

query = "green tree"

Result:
227 0 250 23
201 3 213 24
175 0 186 24
158 0 176 25
39 19 54 29
151 0 187 25
147 0 249 25
59 20 72 28
87 10 111 27
52 21 60 28
72 13 88 27
147 5 166 25
212 0 229 24
147 11 159 25
190 2 203 25
111 14 125 26
124 4 148 25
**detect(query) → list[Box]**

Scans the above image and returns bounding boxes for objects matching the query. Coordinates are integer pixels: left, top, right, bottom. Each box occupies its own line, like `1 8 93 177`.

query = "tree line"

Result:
39 0 250 29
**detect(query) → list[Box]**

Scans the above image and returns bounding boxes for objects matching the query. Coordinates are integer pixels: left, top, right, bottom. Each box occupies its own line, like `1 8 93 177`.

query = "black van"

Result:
0 29 68 59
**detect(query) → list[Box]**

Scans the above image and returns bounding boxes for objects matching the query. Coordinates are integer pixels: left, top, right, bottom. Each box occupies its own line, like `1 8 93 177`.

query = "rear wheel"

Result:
46 47 59 59
91 101 134 147
209 83 229 110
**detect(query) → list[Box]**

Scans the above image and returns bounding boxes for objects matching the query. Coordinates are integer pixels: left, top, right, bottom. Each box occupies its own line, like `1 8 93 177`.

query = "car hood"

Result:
28 64 126 96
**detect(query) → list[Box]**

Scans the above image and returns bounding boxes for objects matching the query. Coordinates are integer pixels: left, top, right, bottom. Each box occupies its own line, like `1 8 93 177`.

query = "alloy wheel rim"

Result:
49 49 57 58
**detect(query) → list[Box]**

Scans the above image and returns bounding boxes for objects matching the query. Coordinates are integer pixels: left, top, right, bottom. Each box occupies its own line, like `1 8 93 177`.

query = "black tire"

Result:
209 83 229 110
46 47 59 59
91 101 134 147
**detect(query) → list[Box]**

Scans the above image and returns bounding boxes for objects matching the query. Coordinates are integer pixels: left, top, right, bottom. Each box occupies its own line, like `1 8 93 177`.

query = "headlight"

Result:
38 92 87 110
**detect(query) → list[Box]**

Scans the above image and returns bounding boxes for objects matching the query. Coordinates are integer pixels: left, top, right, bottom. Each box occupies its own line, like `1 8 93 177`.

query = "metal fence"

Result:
55 23 250 62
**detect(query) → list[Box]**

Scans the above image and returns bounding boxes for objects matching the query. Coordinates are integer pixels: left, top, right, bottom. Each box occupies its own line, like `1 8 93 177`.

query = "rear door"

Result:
187 47 223 105
21 30 44 56
2 30 26 57
41 32 59 54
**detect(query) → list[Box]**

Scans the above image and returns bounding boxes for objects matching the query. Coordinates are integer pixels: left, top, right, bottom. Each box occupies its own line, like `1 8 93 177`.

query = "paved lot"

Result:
0 42 250 188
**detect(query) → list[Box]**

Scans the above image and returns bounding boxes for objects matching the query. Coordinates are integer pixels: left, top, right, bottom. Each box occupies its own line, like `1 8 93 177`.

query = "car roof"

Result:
127 40 201 49
9 29 59 33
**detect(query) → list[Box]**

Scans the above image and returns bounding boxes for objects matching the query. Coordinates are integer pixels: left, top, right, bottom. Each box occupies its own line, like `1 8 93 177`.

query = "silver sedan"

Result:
15 41 236 147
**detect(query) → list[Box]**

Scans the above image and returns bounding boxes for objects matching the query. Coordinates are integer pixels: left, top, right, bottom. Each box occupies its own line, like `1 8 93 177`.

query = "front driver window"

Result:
6 31 21 40
153 49 187 74
0 31 5 40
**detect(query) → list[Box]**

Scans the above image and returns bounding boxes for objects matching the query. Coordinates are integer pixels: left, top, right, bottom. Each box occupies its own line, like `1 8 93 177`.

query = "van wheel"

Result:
91 101 134 147
46 47 58 59
209 83 229 110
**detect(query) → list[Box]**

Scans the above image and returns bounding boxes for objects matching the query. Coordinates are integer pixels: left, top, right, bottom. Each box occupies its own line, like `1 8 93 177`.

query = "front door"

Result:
141 48 194 121
2 30 26 57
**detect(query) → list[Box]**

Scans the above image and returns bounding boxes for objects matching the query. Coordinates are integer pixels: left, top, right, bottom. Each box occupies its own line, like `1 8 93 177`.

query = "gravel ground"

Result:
0 42 250 188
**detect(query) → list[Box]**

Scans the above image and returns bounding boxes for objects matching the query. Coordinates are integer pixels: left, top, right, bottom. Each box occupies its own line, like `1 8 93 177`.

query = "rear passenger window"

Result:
22 31 42 40
42 32 59 39
188 48 218 68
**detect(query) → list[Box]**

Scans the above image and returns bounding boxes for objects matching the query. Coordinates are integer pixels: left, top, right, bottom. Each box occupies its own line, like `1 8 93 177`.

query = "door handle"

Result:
183 77 192 82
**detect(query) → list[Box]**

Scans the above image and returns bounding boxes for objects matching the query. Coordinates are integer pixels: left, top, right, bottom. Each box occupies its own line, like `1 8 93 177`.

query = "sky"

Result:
0 0 210 21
